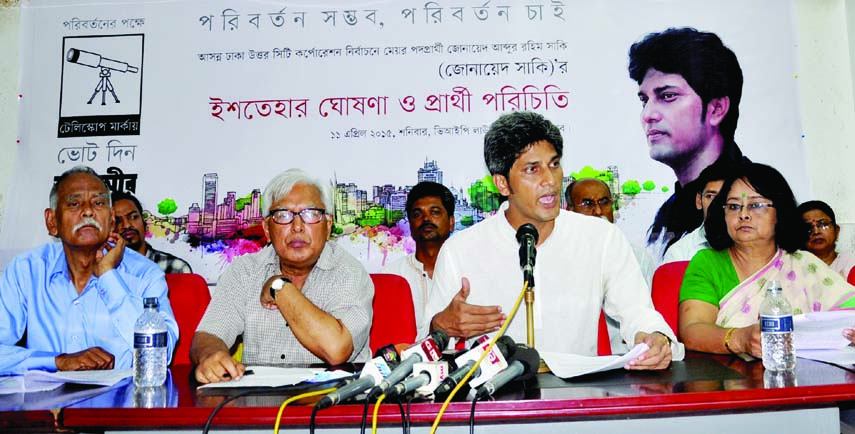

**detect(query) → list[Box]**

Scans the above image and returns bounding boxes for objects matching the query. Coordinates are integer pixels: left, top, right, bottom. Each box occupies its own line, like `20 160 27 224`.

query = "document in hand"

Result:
0 368 133 394
540 343 649 379
793 311 855 350
793 311 855 366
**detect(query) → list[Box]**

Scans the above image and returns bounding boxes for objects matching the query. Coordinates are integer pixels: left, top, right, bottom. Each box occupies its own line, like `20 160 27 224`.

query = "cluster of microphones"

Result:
315 330 540 410
315 224 542 410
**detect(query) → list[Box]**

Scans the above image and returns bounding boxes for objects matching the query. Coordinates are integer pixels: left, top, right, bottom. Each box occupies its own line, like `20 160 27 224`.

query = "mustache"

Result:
417 222 438 231
72 218 102 232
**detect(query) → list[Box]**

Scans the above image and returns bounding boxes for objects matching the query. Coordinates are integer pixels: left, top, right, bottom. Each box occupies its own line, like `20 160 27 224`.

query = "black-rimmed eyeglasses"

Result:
267 208 326 225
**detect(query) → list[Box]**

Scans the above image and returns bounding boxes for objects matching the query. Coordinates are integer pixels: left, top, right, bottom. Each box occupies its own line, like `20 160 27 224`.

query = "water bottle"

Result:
133 385 167 408
763 369 797 388
760 280 796 371
133 297 168 387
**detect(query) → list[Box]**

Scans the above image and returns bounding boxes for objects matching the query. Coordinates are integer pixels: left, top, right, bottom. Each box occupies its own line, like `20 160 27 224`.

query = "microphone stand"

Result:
522 272 548 373
517 223 549 373
524 278 535 349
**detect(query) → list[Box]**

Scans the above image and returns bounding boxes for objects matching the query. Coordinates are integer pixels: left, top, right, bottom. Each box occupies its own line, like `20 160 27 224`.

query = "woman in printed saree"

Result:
678 162 855 358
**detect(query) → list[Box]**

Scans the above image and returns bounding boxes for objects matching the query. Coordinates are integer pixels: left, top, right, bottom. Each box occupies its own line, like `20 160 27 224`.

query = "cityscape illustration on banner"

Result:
97 158 637 279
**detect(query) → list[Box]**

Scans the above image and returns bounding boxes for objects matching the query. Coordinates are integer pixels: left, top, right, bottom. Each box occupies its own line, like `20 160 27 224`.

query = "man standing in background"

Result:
112 191 193 274
382 181 455 329
661 164 727 264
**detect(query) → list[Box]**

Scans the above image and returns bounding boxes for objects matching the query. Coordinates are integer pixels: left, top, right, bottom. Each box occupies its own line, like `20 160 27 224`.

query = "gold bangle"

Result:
724 327 738 355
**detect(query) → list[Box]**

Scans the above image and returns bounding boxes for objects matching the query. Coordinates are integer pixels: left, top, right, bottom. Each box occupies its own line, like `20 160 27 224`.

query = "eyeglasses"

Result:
268 208 326 225
575 197 613 210
723 202 775 215
805 220 833 233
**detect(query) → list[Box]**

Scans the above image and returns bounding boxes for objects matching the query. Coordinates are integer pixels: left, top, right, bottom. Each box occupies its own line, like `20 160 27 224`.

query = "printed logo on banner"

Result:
58 34 144 138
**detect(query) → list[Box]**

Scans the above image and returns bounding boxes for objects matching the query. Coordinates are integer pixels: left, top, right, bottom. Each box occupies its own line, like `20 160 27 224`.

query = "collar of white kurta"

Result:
492 200 582 249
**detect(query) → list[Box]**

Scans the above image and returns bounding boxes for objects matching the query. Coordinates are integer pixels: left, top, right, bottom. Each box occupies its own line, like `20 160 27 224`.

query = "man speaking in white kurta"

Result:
420 111 683 369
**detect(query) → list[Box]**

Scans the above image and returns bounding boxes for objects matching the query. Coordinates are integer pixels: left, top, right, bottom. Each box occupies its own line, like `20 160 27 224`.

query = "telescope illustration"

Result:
66 48 139 105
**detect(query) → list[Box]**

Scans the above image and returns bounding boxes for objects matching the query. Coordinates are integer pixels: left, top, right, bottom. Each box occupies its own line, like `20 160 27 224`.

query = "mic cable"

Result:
429 280 530 434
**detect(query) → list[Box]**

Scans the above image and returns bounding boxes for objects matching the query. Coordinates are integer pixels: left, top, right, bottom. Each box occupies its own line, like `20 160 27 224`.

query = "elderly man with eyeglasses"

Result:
564 177 657 353
191 169 373 384
564 178 655 283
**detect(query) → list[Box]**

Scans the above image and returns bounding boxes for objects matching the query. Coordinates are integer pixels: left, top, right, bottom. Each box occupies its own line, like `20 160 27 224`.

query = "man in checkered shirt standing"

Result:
190 169 374 384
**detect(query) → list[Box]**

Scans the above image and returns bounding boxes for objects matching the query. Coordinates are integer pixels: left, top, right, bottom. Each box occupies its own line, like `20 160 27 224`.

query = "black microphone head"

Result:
511 345 541 381
495 335 517 360
373 344 401 366
515 223 539 244
430 330 450 350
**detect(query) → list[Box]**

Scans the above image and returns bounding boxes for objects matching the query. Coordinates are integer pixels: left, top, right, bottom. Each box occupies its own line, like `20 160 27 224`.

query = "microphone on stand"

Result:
384 360 450 399
475 345 540 399
516 224 539 287
315 345 400 409
516 224 539 348
367 330 449 398
434 335 516 397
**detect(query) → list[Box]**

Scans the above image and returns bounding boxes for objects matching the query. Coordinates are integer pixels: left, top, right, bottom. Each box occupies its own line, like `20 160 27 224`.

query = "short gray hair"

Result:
49 166 112 210
262 168 334 217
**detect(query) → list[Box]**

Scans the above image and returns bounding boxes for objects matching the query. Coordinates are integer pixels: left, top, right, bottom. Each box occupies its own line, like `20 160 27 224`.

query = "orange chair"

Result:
165 273 211 366
369 273 417 354
848 266 855 286
651 261 691 333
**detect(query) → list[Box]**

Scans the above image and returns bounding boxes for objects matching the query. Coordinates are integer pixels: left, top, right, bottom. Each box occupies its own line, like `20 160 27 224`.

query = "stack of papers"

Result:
794 311 855 366
0 369 132 394
541 343 649 379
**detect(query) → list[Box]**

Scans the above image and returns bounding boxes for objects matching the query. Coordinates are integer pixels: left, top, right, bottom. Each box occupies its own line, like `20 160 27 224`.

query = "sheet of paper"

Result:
794 311 855 350
0 368 132 394
26 368 133 386
798 347 855 366
198 366 321 389
0 377 62 394
541 343 649 379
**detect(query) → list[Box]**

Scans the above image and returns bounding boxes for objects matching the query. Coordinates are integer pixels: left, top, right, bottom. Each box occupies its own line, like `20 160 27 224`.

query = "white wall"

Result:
0 0 20 244
796 0 855 252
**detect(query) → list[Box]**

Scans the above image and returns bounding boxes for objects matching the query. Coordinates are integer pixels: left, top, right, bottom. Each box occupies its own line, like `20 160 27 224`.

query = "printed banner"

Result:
3 0 808 282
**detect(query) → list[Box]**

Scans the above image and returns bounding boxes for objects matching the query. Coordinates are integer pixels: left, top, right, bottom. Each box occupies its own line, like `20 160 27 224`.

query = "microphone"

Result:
368 330 449 398
384 361 449 399
516 224 539 287
475 345 540 399
315 346 400 409
434 335 516 396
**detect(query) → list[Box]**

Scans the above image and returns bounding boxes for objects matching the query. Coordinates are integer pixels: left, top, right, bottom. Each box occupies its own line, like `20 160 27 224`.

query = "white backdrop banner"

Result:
3 0 807 282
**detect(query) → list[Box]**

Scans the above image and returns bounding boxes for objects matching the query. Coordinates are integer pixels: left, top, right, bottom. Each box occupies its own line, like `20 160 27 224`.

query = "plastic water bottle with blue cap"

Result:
133 297 168 387
760 280 796 371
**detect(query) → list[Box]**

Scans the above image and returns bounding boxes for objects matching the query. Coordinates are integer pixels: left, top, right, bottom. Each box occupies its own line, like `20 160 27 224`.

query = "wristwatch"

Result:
269 276 292 300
